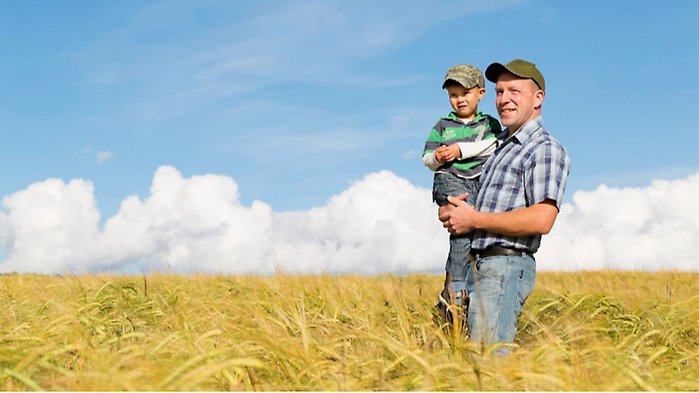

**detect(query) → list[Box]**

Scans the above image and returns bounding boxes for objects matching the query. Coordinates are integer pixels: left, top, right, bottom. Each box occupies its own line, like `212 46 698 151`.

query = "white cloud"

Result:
1 167 697 275
271 171 445 274
0 166 446 274
0 178 102 273
96 166 276 274
537 173 699 271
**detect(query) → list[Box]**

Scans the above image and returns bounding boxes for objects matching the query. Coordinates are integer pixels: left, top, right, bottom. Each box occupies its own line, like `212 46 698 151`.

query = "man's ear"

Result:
534 89 545 109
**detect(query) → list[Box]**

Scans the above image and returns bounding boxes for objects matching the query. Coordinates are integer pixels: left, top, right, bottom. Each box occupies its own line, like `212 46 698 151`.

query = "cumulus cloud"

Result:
0 167 697 274
537 173 699 271
0 178 102 273
0 166 446 275
272 171 444 275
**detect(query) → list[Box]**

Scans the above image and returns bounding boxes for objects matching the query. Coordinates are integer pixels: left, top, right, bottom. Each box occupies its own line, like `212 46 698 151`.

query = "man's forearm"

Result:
471 200 559 236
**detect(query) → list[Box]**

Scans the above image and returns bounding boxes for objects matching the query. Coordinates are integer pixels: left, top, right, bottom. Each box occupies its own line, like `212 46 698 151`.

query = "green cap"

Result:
485 59 545 92
442 64 485 89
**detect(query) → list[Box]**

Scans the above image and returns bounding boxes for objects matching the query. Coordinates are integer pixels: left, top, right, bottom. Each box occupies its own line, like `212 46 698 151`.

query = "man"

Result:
438 59 571 354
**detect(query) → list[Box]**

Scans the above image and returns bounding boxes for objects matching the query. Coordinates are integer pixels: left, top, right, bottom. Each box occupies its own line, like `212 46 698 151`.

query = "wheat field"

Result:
0 271 697 391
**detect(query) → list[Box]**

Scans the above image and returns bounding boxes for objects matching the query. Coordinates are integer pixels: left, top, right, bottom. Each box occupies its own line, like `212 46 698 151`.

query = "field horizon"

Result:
1 270 697 391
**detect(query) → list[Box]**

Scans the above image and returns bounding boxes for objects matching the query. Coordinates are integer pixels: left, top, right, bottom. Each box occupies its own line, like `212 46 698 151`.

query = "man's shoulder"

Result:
527 127 570 166
510 119 567 157
531 125 565 150
520 118 556 143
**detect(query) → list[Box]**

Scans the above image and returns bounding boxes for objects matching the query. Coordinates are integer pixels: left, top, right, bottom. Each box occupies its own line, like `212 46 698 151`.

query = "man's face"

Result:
494 72 544 132
446 84 485 120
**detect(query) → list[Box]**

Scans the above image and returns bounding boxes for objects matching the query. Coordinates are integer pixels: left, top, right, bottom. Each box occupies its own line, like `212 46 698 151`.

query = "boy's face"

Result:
446 84 485 120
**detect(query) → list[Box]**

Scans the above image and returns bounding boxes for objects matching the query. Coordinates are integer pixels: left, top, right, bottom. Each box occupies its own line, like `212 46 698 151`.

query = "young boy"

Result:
422 64 501 324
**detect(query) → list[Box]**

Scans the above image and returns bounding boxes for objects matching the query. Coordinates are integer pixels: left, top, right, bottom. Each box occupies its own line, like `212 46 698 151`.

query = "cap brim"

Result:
442 78 478 89
485 62 509 83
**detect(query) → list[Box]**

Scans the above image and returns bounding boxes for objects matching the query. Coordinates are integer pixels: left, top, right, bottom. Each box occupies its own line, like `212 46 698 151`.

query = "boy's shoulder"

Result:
474 112 502 129
472 112 502 140
474 111 499 122
432 111 502 132
431 111 463 128
439 111 460 121
436 111 496 124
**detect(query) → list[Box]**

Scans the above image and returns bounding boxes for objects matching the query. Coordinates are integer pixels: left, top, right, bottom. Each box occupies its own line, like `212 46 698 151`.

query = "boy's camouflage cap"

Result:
485 59 545 92
442 64 485 89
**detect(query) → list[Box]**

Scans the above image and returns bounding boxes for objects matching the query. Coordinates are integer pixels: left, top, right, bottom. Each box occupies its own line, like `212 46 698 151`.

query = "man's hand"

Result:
438 193 476 235
435 144 462 163
441 198 561 237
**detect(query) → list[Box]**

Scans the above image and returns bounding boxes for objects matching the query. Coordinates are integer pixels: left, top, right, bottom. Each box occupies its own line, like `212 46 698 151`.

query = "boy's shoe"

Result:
433 284 469 336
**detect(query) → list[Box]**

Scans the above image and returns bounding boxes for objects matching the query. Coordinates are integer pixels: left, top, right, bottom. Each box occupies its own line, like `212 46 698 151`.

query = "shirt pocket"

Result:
484 160 524 206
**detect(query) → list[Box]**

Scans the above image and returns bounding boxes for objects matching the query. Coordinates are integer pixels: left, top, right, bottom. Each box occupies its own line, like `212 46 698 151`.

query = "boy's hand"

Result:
435 145 462 163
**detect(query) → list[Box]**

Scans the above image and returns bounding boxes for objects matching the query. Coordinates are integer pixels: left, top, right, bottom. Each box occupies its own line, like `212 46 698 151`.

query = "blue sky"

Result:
1 0 697 218
1 1 699 275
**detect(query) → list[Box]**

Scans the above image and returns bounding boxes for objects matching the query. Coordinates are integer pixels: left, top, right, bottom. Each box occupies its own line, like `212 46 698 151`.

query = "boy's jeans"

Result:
466 254 536 355
432 173 479 286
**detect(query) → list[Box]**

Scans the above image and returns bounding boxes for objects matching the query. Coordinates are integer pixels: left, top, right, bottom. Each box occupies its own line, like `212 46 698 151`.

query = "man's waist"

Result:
471 233 541 254
470 245 532 259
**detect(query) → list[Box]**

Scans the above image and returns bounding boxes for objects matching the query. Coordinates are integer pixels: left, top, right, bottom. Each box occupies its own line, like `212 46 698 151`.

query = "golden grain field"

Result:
0 271 697 391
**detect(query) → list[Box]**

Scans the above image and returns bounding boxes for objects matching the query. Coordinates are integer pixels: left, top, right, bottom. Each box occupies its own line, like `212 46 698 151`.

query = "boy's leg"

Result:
432 173 473 331
447 233 470 286
441 174 479 286
445 234 470 336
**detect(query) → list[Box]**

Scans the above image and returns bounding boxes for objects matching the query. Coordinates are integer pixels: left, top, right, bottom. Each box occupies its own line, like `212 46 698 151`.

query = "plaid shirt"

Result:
471 116 570 253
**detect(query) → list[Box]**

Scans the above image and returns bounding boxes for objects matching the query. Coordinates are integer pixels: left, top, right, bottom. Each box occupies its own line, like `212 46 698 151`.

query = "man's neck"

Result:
507 115 541 137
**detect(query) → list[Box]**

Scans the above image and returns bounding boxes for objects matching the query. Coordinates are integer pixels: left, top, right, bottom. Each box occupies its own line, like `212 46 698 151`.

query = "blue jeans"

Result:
432 173 479 284
466 254 536 355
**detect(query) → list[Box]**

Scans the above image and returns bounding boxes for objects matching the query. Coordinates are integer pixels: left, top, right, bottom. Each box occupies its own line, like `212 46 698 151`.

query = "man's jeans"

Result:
432 172 479 284
466 254 536 355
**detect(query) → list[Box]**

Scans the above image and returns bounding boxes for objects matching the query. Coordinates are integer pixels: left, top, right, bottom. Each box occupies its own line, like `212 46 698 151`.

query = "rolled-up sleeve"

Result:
525 140 571 209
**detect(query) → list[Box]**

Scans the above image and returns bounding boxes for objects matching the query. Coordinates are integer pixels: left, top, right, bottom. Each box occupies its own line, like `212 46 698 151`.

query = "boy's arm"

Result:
422 152 441 171
456 139 498 159
423 123 444 171
424 144 462 170
425 139 495 170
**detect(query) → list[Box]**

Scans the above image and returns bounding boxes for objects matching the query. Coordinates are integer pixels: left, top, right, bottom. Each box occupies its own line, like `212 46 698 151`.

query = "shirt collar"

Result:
446 111 485 123
504 116 544 144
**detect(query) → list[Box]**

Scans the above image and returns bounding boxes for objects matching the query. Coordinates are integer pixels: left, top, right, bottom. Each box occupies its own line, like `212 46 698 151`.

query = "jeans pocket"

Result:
475 257 506 283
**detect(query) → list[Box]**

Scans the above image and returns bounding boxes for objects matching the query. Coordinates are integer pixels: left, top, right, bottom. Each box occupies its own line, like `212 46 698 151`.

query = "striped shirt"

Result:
423 112 501 179
471 116 571 253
